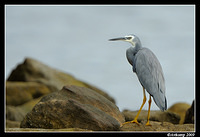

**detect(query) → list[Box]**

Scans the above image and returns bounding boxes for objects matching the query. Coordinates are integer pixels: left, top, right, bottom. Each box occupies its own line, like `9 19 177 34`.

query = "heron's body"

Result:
126 46 167 111
109 34 167 126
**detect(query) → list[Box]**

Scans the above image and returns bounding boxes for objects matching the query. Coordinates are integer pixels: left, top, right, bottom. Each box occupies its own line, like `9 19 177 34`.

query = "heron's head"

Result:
109 34 140 47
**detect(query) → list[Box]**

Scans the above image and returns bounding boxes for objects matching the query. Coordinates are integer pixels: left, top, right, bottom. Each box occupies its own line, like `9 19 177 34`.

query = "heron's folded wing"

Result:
134 48 167 111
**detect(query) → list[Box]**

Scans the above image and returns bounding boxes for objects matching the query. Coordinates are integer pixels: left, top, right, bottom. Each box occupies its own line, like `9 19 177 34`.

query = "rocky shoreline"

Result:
6 58 195 132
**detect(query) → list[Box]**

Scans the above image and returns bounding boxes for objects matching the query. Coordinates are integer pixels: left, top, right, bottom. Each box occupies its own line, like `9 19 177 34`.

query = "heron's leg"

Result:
121 87 146 126
146 95 152 126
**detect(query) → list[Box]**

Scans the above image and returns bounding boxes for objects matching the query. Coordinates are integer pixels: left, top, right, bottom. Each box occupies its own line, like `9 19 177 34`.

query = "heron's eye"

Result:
126 37 132 40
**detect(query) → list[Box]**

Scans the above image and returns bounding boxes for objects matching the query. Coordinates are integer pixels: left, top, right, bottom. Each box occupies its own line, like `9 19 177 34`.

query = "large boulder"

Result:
20 85 125 131
7 58 115 104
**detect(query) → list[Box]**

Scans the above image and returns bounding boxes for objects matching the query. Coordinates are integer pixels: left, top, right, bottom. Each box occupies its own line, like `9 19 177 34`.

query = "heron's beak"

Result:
109 37 126 41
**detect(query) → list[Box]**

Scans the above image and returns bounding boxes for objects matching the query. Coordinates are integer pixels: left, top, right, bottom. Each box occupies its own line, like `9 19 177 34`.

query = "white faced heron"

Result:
109 34 167 126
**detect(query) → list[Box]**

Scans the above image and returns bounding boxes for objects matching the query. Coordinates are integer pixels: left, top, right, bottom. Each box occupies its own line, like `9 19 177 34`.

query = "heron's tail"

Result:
152 93 167 111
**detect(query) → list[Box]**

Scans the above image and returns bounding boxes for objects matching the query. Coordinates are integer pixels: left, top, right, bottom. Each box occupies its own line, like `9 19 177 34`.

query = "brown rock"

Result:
20 85 125 131
184 100 194 124
168 102 191 124
7 58 115 103
6 81 51 106
122 110 180 124
6 97 44 129
150 111 180 124
6 120 21 128
18 96 44 114
6 105 26 122
120 121 194 131
6 128 92 132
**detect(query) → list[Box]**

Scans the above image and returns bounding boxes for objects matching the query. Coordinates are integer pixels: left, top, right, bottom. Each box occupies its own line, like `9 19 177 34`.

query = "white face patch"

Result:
125 35 134 41
124 35 135 46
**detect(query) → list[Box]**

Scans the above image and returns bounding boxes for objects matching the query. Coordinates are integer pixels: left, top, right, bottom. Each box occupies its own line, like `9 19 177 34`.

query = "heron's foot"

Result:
120 119 139 127
145 120 151 126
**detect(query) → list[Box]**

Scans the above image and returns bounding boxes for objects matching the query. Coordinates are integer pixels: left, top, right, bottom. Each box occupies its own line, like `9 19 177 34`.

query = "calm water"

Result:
5 5 195 111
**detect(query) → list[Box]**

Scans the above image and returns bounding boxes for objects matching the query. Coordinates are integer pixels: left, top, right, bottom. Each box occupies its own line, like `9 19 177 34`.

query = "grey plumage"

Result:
109 34 167 111
130 47 167 111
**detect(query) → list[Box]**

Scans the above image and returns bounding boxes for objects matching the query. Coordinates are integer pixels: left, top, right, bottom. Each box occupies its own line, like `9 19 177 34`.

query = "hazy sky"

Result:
6 5 195 111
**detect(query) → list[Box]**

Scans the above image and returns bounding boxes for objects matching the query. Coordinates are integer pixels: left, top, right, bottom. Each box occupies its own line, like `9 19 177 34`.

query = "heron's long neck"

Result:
131 41 142 52
126 42 142 66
